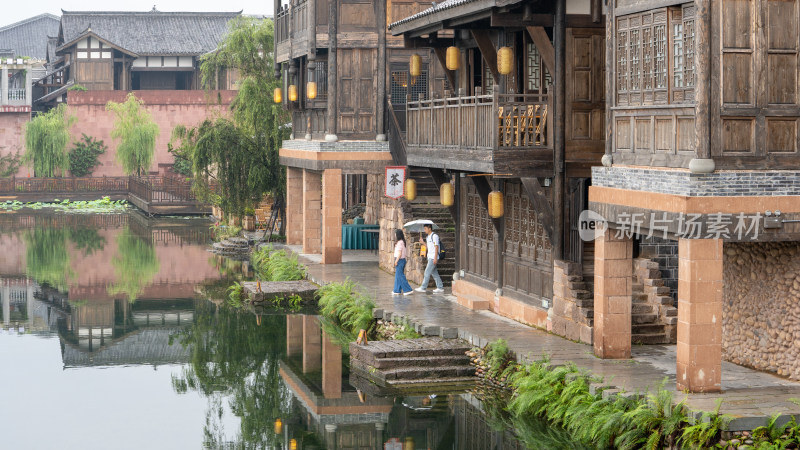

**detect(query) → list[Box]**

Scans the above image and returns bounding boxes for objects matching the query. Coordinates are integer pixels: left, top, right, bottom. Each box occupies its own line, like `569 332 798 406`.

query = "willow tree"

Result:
108 227 160 302
107 93 160 177
23 104 75 177
183 16 289 223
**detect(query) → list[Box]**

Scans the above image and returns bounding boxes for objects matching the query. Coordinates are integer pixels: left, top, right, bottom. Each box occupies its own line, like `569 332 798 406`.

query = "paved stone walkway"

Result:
284 245 800 430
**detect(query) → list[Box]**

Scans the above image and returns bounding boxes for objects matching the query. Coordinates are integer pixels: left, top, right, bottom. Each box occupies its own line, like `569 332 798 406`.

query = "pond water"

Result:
0 210 580 450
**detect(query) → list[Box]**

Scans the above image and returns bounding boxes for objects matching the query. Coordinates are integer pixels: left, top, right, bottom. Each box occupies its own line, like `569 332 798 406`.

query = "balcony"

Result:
1 61 32 112
405 91 553 177
276 0 322 63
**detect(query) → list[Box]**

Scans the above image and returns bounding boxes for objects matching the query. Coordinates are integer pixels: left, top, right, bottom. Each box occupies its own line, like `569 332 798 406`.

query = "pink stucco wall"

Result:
0 111 31 177
66 90 235 177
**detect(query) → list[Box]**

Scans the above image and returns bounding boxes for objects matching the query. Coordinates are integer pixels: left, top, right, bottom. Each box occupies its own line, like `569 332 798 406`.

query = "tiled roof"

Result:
62 328 191 367
59 9 241 56
0 13 60 59
388 0 477 29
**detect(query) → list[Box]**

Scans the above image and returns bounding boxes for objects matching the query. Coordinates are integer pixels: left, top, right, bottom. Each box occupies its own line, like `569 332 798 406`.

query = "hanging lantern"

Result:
498 46 514 75
440 182 454 207
288 84 298 102
307 81 317 99
446 46 460 71
290 438 298 450
410 53 422 77
274 418 282 434
488 190 504 218
405 178 417 201
273 87 282 103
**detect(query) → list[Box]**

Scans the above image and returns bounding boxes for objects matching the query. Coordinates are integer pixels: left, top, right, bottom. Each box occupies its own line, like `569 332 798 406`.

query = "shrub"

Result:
68 134 107 177
316 279 376 339
251 245 305 282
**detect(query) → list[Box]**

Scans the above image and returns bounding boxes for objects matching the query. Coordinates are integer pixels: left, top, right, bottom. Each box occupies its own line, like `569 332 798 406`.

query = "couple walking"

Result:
392 223 444 295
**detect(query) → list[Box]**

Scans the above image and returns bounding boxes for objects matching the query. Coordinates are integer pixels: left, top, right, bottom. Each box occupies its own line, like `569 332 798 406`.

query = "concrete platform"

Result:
281 244 800 431
241 280 318 303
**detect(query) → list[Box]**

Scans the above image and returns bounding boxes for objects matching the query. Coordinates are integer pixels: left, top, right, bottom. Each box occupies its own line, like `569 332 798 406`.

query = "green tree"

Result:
182 16 289 222
24 226 73 291
68 134 107 177
108 227 160 301
23 104 75 177
106 93 160 176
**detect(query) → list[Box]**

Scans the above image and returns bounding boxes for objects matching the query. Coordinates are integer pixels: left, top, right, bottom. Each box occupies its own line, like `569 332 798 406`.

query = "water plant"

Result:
0 197 128 214
316 278 376 339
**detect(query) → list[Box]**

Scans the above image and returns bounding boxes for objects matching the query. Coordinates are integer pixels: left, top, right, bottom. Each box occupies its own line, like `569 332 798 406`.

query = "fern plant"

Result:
679 399 732 449
316 279 376 339
227 281 245 307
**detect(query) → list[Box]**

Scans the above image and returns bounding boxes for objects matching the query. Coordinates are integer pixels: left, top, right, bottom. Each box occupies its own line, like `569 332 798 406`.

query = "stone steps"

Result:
351 360 475 383
632 332 672 345
367 354 472 369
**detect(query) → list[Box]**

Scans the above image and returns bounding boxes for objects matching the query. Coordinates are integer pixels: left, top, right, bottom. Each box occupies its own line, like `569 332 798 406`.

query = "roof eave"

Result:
57 30 138 57
389 0 525 36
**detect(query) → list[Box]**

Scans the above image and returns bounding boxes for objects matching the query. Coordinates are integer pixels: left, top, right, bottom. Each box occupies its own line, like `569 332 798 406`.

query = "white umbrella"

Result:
402 219 438 233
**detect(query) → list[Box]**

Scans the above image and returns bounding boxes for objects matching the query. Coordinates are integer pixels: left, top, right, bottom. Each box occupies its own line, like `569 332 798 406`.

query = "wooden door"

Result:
566 28 606 174
339 48 376 138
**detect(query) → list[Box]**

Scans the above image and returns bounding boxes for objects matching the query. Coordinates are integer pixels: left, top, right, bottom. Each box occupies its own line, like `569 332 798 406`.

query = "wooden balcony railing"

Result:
276 5 290 43
276 0 309 44
406 91 551 152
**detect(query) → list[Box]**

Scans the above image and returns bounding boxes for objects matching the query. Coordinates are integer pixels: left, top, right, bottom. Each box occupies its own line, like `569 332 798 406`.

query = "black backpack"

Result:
434 233 445 260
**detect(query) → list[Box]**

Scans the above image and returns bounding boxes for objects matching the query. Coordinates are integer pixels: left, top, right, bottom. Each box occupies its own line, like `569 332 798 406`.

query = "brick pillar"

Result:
286 315 303 356
593 229 633 359
302 315 322 373
302 170 322 254
676 238 723 393
286 167 304 245
321 329 342 399
321 168 342 264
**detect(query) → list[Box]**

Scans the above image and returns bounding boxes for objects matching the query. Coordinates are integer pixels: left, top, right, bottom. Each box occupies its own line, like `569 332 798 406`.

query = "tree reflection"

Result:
24 227 73 291
171 301 292 448
108 227 160 302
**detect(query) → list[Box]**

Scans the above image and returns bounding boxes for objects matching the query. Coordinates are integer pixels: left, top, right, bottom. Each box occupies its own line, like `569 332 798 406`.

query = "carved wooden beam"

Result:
470 29 499 85
520 177 555 244
526 26 555 76
432 47 457 92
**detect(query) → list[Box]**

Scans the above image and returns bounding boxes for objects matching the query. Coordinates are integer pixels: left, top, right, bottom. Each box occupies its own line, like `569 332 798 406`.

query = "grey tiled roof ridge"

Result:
60 10 241 16
0 13 59 33
389 0 477 29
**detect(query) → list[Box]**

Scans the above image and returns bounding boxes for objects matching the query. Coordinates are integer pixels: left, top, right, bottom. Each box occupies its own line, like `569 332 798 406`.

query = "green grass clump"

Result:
316 278 376 340
251 245 305 281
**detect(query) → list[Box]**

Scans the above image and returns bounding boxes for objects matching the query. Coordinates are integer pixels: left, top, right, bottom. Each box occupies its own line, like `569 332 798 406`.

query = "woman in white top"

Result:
392 229 414 295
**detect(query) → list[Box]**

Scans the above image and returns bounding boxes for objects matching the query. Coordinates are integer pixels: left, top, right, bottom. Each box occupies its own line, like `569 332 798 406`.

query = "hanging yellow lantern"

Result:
410 53 422 77
405 178 417 201
307 81 317 99
288 84 298 102
498 46 514 75
488 190 504 218
273 87 282 103
446 46 460 71
440 182 454 207
274 418 282 434
290 438 298 450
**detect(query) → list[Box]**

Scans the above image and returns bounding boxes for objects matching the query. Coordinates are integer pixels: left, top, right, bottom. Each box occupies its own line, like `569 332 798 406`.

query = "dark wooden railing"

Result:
406 90 552 151
128 175 201 204
276 5 290 42
291 0 309 39
388 100 407 166
276 0 310 43
0 176 129 194
291 109 328 140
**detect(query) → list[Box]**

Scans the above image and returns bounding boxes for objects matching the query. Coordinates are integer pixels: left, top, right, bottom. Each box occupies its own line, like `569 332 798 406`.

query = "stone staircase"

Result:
631 258 678 345
349 338 475 390
406 201 456 287
211 236 249 257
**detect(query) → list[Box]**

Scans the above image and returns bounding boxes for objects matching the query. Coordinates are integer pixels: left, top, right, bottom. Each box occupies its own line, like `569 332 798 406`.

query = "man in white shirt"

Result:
415 223 444 293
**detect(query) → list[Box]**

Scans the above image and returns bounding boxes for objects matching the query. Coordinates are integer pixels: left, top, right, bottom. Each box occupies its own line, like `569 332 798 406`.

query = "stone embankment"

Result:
723 242 800 380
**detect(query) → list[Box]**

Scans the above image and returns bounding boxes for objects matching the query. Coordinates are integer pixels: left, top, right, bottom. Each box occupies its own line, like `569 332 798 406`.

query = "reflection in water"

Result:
0 212 573 449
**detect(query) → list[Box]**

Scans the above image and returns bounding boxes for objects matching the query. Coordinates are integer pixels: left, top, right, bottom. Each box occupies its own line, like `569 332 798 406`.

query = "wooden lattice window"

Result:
503 183 551 263
526 38 551 93
616 4 694 105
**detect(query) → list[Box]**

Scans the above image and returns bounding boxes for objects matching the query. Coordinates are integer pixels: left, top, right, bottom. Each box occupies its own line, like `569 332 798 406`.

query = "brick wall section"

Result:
286 315 303 356
302 170 322 254
321 169 343 264
302 315 322 373
321 332 342 398
550 260 594 345
676 238 723 393
593 166 800 196
363 174 381 225
594 229 633 359
66 90 234 177
723 242 800 380
452 279 548 328
638 235 678 300
0 112 29 176
286 167 304 245
282 139 390 153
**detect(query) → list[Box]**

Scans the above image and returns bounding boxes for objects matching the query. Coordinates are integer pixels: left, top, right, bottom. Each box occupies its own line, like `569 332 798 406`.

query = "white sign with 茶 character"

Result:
384 166 406 199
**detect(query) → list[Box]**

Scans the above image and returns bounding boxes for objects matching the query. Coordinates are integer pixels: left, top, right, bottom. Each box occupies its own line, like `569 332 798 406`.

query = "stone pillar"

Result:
302 315 322 373
25 65 32 107
593 229 633 359
676 238 723 393
286 315 303 356
286 167 304 245
321 169 343 264
1 67 8 106
302 169 322 254
321 329 342 398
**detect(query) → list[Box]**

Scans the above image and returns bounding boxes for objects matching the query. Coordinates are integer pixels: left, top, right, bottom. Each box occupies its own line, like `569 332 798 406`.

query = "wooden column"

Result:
593 228 633 359
325 0 338 142
602 0 614 167
376 0 387 141
553 0 566 260
689 0 714 173
676 238 723 393
274 1 281 78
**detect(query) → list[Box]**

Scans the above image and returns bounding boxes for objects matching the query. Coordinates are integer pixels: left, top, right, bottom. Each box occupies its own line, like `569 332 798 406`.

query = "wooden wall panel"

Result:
677 117 696 152
340 1 376 29
75 60 113 90
767 0 797 49
722 53 753 104
722 118 755 153
566 27 606 169
722 0 753 49
338 48 376 138
768 54 798 104
767 119 798 152
616 118 632 150
654 118 674 151
635 118 652 151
